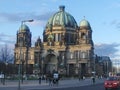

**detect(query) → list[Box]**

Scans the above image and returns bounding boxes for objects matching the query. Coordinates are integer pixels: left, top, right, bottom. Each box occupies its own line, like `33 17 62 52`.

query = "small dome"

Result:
80 19 90 27
19 24 30 32
35 37 42 47
46 5 78 29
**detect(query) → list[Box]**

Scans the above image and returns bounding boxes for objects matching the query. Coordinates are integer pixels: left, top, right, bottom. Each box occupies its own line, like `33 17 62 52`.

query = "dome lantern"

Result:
59 5 65 11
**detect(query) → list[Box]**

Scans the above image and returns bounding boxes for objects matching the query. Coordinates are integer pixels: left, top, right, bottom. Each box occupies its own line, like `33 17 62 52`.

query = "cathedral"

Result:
14 6 94 77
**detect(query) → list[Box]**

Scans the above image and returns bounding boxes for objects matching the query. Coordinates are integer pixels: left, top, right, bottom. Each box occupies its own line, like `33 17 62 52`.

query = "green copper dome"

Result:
80 19 90 27
19 24 30 32
46 6 78 29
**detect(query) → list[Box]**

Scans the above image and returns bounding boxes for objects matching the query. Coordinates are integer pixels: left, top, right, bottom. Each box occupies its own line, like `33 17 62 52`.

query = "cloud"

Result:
0 33 15 45
0 11 55 26
110 19 120 30
116 22 120 29
111 2 120 8
110 20 118 25
0 32 38 50
94 43 120 58
29 11 55 26
0 13 20 22
107 1 120 10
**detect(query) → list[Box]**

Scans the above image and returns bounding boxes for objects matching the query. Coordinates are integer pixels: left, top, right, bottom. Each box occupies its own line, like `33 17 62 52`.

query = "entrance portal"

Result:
44 54 58 74
81 63 86 76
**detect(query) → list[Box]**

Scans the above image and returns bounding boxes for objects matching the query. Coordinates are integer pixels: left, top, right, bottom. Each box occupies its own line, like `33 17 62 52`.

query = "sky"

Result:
0 0 120 63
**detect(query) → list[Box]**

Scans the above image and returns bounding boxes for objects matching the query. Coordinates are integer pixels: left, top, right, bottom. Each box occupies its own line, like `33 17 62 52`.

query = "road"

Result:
0 78 105 90
0 83 104 90
29 83 104 90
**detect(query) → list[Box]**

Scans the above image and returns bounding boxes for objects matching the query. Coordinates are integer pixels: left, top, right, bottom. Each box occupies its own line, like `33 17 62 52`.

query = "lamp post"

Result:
4 62 8 85
93 54 96 77
2 62 6 85
40 45 43 78
18 37 22 90
21 19 34 25
18 19 33 90
64 45 69 76
22 19 33 80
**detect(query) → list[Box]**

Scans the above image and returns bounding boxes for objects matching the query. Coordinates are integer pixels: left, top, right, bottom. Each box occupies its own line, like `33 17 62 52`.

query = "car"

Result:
104 76 120 90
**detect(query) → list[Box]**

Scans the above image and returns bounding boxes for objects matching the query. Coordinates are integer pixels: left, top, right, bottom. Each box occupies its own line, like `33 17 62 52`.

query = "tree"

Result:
0 44 14 84
0 44 14 74
0 44 14 62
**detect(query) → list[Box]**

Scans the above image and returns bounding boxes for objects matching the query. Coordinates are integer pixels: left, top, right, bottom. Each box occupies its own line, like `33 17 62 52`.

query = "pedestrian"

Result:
78 76 81 81
83 76 85 80
39 76 42 84
92 76 95 84
48 77 53 86
53 72 59 86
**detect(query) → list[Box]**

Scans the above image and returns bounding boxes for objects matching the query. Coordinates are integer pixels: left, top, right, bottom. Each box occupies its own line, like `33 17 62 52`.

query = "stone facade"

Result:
14 6 94 77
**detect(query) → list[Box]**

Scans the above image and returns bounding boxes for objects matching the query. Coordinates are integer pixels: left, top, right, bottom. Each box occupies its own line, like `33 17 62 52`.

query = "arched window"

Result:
81 33 86 39
80 51 88 59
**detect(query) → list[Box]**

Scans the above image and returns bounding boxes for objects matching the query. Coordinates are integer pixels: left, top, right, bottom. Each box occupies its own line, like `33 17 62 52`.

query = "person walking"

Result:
39 76 42 84
48 77 53 86
53 72 59 86
92 76 95 84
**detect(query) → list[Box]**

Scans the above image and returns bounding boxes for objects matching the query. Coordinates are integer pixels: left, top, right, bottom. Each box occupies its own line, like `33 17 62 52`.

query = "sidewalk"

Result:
0 78 105 90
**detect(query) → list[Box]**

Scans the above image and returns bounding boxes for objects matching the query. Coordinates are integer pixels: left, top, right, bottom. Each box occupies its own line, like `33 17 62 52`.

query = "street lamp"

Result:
21 19 34 25
2 62 7 85
4 62 8 85
64 45 69 76
18 37 22 90
18 19 34 90
93 54 96 77
40 44 44 77
22 19 34 80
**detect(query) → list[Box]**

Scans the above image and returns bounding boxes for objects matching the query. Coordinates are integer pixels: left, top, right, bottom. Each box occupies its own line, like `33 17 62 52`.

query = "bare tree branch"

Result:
0 44 14 63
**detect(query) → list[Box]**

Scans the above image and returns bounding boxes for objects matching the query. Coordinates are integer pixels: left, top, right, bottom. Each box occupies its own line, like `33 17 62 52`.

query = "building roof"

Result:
46 5 78 29
80 19 91 27
19 24 30 32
